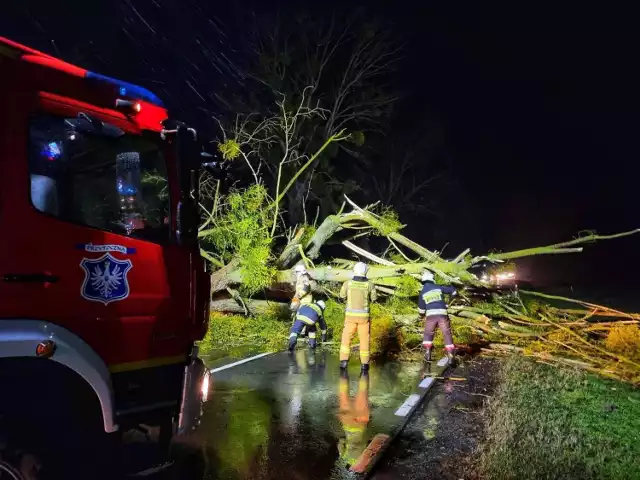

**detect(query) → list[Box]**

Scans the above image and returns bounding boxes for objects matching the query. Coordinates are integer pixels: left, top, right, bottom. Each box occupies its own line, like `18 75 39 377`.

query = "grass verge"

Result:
481 355 640 480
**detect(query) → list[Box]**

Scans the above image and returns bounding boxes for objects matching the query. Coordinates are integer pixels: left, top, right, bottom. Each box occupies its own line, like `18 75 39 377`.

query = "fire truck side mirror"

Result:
176 125 199 244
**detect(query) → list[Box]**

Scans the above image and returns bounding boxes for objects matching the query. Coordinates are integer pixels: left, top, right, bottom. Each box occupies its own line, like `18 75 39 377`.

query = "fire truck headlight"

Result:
201 371 210 403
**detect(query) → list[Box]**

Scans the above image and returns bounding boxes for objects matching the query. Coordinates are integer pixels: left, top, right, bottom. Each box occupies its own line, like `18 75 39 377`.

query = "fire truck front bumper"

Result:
176 346 210 435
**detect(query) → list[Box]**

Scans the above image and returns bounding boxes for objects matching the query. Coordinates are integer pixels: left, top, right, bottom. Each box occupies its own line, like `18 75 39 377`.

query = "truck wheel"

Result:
0 453 40 480
0 359 116 480
0 417 42 480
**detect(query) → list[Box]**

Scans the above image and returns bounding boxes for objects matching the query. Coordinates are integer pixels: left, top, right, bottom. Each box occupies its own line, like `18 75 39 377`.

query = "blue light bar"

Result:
85 71 165 107
41 142 61 160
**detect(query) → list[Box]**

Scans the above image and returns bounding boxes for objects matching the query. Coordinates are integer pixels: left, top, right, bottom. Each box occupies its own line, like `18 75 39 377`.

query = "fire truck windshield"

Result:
28 113 171 243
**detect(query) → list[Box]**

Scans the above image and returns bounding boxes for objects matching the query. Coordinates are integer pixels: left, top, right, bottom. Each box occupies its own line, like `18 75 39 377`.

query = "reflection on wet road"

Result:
171 350 426 480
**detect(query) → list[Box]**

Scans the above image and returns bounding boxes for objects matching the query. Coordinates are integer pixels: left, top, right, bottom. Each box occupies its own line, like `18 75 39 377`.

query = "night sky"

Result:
2 1 638 288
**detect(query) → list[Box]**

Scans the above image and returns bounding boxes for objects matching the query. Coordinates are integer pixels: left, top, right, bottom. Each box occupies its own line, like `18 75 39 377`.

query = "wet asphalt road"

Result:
373 357 497 480
162 349 430 480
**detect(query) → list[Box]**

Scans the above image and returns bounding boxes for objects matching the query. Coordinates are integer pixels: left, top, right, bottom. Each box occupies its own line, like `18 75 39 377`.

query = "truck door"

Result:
0 92 192 368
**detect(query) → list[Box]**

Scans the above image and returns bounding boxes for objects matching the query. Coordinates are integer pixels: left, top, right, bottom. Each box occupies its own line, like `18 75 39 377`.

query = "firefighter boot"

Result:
424 346 432 362
340 360 348 370
445 346 456 366
288 336 297 352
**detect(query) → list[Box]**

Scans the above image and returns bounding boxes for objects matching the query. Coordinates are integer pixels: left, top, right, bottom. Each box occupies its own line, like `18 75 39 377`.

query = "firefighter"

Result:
288 300 327 351
290 264 313 336
290 264 313 311
339 262 378 372
337 370 370 468
419 270 457 362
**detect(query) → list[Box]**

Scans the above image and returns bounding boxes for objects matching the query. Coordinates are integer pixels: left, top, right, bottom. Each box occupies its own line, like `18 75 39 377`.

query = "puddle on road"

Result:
170 349 426 480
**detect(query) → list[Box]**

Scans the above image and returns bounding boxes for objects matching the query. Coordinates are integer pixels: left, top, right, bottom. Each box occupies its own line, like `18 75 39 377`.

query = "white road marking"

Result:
419 376 435 389
210 352 275 373
394 394 421 417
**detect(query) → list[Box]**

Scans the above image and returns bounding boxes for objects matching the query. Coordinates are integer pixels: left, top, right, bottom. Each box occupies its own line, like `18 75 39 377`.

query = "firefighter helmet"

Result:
316 300 326 310
353 262 368 277
421 270 435 282
294 264 307 276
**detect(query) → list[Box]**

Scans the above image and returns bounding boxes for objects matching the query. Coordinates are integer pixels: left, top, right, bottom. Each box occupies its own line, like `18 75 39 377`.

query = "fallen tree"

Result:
199 181 640 384
197 92 640 384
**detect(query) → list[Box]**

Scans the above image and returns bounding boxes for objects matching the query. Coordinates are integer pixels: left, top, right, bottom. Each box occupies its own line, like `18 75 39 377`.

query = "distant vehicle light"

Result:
496 272 516 280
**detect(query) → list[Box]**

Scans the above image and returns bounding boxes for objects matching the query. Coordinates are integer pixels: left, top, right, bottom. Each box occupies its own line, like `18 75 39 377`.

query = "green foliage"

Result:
393 275 422 298
201 308 290 353
322 298 346 340
385 282 421 316
217 138 242 161
388 252 410 264
201 185 276 295
519 297 546 317
349 131 366 147
373 206 404 236
369 303 405 357
299 224 317 246
481 356 640 479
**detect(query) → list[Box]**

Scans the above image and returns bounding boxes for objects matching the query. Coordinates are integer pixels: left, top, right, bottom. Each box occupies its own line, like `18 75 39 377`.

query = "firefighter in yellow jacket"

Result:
339 262 378 372
337 371 370 468
291 264 313 311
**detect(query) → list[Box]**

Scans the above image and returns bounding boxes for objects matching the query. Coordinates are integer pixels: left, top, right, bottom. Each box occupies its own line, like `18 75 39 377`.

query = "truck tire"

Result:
0 358 117 480
0 415 43 480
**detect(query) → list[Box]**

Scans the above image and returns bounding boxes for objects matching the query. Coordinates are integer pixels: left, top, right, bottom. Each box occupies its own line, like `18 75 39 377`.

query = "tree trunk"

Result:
210 297 289 316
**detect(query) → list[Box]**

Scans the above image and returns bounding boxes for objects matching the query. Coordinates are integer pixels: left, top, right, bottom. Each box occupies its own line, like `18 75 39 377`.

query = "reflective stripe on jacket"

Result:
417 282 456 316
296 304 327 332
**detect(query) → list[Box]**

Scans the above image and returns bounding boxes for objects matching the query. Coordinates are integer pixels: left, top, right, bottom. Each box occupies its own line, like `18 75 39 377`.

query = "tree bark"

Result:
305 214 344 260
277 227 307 268
210 297 289 315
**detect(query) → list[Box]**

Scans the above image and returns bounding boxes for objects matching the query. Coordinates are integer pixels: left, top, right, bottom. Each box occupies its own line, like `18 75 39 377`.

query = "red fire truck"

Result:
0 36 210 478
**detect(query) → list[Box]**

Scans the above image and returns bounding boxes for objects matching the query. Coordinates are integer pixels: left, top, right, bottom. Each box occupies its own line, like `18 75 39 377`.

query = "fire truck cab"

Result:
0 36 210 477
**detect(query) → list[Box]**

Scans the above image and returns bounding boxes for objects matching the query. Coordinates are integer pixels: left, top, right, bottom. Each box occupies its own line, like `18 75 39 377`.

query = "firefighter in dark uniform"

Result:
418 270 457 361
288 300 327 351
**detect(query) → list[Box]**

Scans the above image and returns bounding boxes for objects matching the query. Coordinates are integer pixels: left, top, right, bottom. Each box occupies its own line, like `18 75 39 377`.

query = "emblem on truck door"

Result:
80 253 133 305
